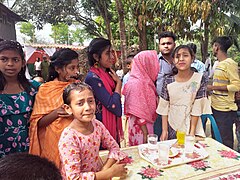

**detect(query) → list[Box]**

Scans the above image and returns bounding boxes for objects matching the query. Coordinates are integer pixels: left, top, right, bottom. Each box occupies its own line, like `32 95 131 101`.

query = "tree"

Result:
115 0 127 70
19 22 36 43
50 23 69 44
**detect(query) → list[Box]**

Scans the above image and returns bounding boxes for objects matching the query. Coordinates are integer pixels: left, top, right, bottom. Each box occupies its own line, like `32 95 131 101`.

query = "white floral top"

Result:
156 72 212 137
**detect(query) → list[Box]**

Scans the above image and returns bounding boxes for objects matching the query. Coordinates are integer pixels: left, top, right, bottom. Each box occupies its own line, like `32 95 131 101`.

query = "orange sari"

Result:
29 81 72 168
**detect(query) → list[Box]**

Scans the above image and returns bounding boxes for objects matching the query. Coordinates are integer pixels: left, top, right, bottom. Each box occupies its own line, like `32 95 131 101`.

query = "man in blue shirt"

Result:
154 31 176 139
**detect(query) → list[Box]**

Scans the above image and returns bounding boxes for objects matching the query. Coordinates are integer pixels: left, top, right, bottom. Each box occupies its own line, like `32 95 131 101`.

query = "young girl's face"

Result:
66 89 96 123
99 46 114 69
0 49 24 78
173 48 193 71
56 59 80 82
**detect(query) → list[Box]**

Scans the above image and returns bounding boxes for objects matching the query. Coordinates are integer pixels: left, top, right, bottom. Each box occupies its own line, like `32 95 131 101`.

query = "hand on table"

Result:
109 160 128 178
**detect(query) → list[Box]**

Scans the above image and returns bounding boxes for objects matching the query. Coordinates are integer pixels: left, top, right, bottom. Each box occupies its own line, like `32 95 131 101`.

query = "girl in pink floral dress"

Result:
58 82 128 180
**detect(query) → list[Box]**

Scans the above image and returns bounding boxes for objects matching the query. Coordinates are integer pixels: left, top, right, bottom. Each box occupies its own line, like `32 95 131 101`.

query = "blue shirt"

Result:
156 53 174 96
191 59 206 73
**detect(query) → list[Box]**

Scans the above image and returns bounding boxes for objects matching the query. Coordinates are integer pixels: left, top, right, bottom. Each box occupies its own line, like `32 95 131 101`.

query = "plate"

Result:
169 147 179 158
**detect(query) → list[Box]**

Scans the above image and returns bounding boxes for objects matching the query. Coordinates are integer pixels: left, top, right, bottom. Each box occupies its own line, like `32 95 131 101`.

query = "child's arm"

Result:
160 115 168 141
101 158 116 170
189 115 199 136
140 124 148 143
38 106 70 128
95 161 127 180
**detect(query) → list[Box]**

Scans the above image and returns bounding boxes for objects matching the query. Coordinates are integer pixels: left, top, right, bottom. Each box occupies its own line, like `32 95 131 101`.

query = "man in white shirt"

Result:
34 58 42 77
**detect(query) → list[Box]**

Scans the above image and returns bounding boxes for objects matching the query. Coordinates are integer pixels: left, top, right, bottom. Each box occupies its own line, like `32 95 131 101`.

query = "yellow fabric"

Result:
29 81 73 168
211 58 240 111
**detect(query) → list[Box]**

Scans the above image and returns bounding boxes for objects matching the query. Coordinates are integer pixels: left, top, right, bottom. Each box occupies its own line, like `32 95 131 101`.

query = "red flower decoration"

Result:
188 160 211 171
119 156 134 164
137 165 163 179
218 150 240 160
185 152 201 159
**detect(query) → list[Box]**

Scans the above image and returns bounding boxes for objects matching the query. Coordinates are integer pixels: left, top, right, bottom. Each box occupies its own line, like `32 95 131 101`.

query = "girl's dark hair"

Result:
47 48 79 81
172 45 195 59
87 37 111 67
0 40 31 93
63 82 93 105
170 45 195 75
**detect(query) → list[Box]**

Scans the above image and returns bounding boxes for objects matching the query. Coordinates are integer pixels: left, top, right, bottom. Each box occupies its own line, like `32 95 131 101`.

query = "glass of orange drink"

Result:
176 130 186 147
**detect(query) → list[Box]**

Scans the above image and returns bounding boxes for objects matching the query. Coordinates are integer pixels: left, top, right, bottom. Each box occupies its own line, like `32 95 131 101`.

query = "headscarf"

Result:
122 50 159 123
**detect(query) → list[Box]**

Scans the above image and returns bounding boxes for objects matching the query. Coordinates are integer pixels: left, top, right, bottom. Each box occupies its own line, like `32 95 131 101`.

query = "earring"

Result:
94 61 99 68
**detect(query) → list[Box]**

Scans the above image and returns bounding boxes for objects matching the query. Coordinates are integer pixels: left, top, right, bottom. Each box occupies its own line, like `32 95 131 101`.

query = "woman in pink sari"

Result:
122 50 159 146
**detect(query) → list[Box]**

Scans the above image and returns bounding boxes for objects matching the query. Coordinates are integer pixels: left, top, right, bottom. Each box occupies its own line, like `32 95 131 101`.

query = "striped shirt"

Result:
211 58 240 111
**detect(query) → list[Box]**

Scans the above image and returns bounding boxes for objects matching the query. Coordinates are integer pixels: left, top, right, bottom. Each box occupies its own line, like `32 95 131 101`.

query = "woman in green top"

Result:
0 40 40 158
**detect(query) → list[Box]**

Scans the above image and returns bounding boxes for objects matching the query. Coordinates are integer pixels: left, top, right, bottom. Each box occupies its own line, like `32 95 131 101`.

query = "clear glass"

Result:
158 144 169 165
185 135 195 154
147 134 158 149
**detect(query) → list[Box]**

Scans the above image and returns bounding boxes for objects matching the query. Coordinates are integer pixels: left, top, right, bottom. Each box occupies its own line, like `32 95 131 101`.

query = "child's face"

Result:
66 89 96 123
56 59 80 82
0 49 24 79
174 48 193 71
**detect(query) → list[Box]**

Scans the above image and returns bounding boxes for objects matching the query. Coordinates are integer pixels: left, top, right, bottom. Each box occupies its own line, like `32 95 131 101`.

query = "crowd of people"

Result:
0 31 240 179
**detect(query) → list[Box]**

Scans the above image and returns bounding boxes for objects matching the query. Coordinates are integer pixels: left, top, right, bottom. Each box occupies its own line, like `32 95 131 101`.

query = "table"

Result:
100 138 240 179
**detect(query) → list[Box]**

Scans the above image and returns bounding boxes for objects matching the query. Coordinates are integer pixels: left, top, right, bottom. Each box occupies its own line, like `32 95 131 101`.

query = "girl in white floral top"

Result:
59 82 128 180
157 45 212 141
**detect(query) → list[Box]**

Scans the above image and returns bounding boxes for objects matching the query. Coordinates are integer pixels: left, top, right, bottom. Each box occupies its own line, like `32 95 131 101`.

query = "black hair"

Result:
47 48 79 81
125 55 134 65
0 153 62 180
172 45 195 59
0 40 31 93
212 36 233 53
171 45 195 75
63 82 93 105
187 43 197 54
159 31 177 42
87 37 111 67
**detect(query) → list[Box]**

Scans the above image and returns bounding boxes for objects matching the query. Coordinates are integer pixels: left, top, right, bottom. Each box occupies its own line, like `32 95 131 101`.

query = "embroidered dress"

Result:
0 80 40 158
58 119 126 180
157 73 211 138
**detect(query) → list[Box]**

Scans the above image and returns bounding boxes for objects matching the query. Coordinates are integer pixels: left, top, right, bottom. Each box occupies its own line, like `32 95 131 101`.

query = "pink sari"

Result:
122 50 159 145
90 67 123 142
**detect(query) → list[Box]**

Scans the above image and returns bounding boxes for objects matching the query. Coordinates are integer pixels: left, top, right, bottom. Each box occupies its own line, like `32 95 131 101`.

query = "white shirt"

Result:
35 61 41 71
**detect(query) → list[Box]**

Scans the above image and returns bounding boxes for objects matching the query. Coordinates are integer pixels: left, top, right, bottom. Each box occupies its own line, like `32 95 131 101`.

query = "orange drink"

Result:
177 130 186 146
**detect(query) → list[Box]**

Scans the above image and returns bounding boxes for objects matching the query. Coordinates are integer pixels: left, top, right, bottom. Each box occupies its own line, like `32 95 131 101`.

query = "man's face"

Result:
159 37 175 56
212 43 218 57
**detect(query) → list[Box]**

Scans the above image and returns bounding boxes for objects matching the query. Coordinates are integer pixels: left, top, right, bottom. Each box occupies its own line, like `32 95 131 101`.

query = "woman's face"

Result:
98 46 114 70
173 48 193 72
56 59 80 82
0 49 24 79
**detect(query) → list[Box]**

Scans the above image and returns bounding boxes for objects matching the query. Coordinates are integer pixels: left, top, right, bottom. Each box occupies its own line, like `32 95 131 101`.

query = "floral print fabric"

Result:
0 80 40 158
58 119 127 180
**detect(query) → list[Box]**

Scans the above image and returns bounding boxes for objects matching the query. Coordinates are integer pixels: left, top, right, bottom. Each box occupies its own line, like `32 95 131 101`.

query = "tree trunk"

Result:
137 14 147 51
98 0 113 41
201 21 210 63
115 0 127 73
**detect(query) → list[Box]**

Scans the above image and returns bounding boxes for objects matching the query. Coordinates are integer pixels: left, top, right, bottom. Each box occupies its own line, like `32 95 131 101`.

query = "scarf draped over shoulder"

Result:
90 67 123 142
29 81 72 168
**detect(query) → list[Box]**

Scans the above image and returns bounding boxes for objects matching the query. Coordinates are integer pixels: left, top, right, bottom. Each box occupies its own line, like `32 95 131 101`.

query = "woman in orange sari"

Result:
29 48 80 168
